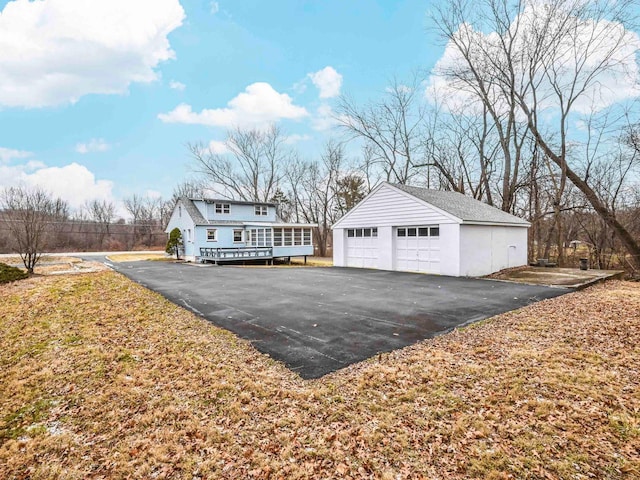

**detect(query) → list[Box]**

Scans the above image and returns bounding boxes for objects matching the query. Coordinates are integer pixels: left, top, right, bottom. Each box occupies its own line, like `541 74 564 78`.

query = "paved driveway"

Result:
110 262 566 378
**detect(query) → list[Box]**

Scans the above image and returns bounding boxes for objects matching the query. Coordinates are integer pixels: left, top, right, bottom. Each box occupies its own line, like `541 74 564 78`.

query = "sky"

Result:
0 0 443 212
2 0 638 215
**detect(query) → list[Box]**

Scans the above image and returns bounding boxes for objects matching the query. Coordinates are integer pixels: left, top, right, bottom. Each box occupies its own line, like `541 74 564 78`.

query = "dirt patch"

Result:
1 273 638 479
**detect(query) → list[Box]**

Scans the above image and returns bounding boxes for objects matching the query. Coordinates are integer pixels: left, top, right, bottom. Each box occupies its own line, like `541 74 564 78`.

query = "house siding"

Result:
334 184 456 228
194 200 277 223
165 199 197 260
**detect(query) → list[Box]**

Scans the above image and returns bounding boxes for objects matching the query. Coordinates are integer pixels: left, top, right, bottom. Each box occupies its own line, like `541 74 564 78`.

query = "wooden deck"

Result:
198 247 273 263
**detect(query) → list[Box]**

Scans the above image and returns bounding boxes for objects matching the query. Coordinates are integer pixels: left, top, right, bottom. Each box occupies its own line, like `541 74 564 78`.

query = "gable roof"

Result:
180 197 208 225
389 183 529 226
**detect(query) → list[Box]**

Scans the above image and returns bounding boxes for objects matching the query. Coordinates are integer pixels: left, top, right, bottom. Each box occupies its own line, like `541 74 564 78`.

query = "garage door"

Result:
346 227 379 268
395 226 440 274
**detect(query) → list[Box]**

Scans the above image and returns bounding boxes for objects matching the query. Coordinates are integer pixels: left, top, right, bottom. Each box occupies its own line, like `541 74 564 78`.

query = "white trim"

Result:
458 220 531 227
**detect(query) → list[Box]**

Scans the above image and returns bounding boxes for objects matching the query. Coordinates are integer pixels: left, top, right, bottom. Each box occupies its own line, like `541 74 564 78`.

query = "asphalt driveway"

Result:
110 262 566 378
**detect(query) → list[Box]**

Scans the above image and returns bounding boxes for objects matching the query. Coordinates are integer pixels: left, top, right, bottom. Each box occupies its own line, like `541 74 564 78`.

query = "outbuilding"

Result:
332 182 530 277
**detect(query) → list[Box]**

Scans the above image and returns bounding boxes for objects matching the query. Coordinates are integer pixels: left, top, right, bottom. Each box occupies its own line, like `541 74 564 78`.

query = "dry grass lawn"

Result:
1 271 638 479
107 252 169 263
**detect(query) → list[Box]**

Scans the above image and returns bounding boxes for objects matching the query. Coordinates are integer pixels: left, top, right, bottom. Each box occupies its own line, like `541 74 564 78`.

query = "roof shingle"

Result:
390 183 529 225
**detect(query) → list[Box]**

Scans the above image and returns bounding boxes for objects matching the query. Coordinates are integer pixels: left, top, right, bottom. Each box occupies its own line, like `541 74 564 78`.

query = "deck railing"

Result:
199 247 273 262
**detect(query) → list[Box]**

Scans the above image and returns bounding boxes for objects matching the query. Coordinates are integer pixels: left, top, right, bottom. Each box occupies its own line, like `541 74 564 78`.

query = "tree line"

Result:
0 188 174 272
2 0 639 274
186 0 640 272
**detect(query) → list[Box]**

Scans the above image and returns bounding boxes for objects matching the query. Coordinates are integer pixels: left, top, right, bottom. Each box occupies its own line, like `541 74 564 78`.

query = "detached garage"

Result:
332 182 529 277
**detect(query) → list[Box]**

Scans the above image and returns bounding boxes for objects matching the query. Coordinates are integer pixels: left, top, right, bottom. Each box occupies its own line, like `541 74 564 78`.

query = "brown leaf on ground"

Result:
0 272 638 479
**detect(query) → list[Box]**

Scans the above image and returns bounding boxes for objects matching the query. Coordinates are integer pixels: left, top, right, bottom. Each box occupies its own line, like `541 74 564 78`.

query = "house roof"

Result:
195 198 277 207
180 197 208 224
390 183 529 226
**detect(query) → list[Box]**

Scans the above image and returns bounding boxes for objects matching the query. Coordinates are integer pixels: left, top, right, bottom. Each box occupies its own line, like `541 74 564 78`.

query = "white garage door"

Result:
395 226 440 274
345 227 379 268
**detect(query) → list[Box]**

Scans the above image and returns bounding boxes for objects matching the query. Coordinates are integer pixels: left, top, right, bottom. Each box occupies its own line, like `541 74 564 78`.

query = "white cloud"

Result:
312 104 340 131
208 140 230 154
145 189 162 199
210 2 219 15
169 80 186 91
0 162 114 209
75 138 111 154
308 66 343 99
0 0 185 108
283 134 312 145
158 82 309 129
427 6 640 115
0 147 31 163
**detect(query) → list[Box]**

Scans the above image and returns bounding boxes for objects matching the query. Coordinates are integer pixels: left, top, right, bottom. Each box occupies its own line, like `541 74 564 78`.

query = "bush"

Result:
0 263 29 284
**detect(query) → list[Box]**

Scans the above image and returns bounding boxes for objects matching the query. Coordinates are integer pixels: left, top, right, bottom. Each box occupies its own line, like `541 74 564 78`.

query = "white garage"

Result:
333 183 530 277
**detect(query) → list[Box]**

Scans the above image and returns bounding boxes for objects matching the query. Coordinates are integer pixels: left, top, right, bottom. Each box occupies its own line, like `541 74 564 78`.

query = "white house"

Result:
332 182 530 277
165 197 316 263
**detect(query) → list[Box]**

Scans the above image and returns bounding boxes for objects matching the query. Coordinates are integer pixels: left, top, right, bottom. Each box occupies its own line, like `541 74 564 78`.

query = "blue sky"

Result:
0 0 442 211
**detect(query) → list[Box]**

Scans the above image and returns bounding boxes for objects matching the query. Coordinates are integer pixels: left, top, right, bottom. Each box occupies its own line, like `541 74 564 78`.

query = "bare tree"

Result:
171 180 207 203
189 125 289 202
0 186 69 274
287 141 345 256
336 76 427 184
431 0 640 269
123 194 164 248
85 199 116 248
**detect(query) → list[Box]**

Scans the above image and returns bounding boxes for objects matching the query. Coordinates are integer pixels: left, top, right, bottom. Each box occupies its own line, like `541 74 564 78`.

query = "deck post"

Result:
304 255 307 265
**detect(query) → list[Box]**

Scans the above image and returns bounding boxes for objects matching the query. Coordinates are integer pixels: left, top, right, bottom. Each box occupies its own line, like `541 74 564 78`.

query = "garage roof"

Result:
390 184 530 226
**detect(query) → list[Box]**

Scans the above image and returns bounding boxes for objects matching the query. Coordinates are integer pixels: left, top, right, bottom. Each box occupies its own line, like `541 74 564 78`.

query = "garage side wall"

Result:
459 225 528 276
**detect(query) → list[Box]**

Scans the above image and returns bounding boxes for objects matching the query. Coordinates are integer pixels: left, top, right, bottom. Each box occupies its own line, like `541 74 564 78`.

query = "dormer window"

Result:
255 205 268 216
215 203 230 214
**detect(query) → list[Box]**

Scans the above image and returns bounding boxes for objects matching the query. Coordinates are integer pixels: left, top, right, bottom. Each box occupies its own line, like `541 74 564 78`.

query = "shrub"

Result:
0 263 29 284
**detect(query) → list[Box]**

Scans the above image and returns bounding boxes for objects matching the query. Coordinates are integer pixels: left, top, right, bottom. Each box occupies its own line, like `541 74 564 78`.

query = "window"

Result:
430 227 440 237
397 228 406 237
348 227 378 238
247 228 272 247
255 205 268 216
206 229 217 241
294 228 302 246
303 228 312 246
233 229 244 243
418 228 429 237
178 206 182 218
407 228 417 237
274 228 283 246
215 203 230 214
284 228 292 246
